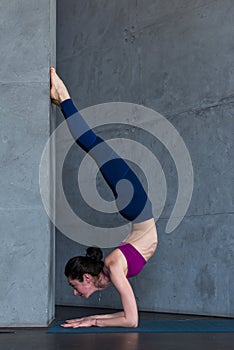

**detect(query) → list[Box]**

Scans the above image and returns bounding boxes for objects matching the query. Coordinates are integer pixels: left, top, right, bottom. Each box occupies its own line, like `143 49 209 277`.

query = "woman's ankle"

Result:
58 91 71 103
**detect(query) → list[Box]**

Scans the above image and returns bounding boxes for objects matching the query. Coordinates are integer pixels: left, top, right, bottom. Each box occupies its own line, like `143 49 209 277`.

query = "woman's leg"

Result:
50 67 153 223
60 99 153 223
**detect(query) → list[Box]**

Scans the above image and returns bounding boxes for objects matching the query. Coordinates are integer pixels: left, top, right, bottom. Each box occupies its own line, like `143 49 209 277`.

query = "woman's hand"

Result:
61 316 96 328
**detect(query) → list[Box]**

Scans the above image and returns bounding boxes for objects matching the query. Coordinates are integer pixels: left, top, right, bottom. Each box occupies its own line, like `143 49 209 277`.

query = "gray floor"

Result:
0 306 234 350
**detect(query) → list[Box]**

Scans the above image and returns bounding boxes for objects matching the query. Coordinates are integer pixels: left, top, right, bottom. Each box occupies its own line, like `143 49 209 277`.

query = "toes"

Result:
50 66 56 75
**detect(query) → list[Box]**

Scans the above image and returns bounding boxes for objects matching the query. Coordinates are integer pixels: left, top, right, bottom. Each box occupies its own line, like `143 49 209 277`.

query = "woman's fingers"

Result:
60 317 93 328
61 322 77 328
60 321 86 328
65 318 82 323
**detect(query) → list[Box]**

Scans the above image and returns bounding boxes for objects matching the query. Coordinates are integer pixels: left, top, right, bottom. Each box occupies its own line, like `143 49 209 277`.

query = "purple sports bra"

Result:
103 242 147 279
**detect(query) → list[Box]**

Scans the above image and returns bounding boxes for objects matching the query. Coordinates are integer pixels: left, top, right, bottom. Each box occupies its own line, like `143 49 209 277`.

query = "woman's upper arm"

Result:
108 264 138 327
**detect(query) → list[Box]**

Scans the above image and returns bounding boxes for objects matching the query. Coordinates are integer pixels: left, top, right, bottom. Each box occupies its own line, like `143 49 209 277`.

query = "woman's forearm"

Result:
94 311 124 320
62 313 138 328
94 315 138 328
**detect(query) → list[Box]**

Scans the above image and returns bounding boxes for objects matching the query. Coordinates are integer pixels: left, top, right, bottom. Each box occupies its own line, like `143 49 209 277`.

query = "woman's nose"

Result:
73 289 78 296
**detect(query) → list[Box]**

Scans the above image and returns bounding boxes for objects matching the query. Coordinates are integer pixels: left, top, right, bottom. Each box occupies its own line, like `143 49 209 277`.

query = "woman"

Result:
50 67 158 328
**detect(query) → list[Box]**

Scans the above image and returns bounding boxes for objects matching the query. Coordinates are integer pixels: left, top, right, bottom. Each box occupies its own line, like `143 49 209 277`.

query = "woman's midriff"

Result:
122 218 158 262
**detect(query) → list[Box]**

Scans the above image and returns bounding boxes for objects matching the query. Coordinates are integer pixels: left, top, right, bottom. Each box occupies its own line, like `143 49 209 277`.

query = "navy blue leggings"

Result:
61 99 153 223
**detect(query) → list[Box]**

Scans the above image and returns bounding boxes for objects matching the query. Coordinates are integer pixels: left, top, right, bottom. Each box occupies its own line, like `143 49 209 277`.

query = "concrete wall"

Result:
56 0 234 316
0 0 56 326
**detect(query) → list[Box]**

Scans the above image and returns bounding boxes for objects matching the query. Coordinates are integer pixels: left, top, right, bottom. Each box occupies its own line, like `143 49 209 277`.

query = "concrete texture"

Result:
55 0 234 316
0 0 56 326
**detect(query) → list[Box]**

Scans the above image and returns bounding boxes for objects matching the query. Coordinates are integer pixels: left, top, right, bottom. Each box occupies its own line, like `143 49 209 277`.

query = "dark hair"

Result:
64 246 104 282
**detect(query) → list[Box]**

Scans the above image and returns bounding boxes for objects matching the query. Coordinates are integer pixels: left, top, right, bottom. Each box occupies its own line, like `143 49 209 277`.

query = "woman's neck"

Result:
96 271 111 290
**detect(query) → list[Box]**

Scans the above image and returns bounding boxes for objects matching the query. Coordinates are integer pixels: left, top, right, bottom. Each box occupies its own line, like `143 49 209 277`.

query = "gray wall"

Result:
56 0 234 316
0 0 56 326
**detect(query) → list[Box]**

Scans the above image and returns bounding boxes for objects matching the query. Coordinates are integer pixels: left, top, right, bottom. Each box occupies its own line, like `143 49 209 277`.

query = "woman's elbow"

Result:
126 318 138 328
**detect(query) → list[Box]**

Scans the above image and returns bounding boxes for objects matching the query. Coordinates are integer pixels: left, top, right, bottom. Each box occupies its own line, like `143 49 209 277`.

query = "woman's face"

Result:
68 275 96 299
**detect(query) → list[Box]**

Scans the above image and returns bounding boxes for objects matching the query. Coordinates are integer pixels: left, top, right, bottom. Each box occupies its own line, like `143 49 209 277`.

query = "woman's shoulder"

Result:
104 248 128 275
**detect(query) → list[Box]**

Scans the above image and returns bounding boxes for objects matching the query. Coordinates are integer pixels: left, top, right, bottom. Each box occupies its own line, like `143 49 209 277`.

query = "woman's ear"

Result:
83 273 92 283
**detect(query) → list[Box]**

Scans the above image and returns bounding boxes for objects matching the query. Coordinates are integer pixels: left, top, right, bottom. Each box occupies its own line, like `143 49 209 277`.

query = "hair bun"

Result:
86 246 103 263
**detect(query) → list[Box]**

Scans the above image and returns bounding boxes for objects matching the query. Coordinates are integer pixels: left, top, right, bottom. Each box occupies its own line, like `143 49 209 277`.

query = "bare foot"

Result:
50 67 70 107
